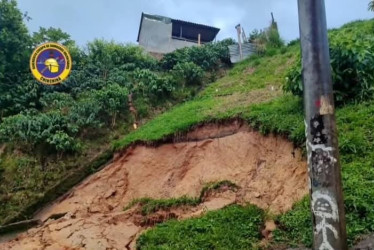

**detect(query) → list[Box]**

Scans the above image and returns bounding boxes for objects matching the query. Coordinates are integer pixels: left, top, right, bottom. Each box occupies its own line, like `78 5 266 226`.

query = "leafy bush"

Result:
212 38 236 64
47 131 81 153
40 92 75 111
172 62 204 86
160 39 234 71
283 20 374 104
129 69 176 99
90 83 129 127
68 97 102 130
161 45 218 71
0 79 43 118
86 39 157 78
0 111 79 153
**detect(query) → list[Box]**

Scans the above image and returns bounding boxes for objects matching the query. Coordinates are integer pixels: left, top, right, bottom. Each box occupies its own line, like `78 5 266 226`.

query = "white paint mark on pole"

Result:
312 190 339 250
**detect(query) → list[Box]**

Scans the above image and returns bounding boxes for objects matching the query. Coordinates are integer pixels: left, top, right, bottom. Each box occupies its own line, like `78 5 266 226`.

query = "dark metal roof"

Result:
137 13 220 43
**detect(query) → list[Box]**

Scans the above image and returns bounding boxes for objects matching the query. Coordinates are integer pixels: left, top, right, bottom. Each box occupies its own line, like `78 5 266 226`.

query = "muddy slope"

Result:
1 122 308 250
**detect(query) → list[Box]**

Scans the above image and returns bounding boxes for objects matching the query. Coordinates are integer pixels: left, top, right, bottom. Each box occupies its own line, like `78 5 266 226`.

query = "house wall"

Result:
139 17 197 54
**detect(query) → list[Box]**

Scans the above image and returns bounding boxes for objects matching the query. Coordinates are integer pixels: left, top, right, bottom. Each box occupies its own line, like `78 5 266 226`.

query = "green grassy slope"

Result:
137 205 264 250
114 47 297 150
113 19 374 249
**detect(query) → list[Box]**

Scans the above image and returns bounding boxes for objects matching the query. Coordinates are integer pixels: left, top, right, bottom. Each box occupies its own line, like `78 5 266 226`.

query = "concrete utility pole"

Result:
235 24 243 60
297 0 347 249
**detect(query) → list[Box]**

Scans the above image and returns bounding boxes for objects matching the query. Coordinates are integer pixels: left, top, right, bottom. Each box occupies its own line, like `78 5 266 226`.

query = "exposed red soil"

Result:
1 122 308 250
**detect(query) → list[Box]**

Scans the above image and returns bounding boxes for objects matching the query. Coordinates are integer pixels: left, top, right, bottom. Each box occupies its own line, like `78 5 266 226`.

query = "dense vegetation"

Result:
284 20 374 104
0 0 234 225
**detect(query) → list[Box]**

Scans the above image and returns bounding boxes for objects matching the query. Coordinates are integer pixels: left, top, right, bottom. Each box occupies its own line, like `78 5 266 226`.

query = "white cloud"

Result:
17 0 373 46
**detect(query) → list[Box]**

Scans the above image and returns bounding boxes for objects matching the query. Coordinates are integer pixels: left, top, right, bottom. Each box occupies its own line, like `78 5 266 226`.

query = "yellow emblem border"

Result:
29 42 72 85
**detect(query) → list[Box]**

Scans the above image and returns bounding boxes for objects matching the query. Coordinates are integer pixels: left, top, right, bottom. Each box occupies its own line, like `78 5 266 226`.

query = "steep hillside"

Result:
1 122 307 249
0 0 237 227
114 19 374 249
1 16 374 250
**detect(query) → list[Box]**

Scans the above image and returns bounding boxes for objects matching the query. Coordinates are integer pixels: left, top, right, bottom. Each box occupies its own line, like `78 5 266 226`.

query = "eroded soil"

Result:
1 122 308 250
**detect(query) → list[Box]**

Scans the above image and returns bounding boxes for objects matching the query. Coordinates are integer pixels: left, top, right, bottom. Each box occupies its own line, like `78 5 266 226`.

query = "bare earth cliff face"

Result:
1 122 308 250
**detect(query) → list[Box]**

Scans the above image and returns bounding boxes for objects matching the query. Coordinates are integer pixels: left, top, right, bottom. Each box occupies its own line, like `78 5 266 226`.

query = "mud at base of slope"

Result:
1 121 308 250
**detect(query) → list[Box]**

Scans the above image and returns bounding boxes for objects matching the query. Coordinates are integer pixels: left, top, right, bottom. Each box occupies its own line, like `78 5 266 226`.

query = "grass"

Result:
111 19 374 249
136 205 264 250
199 180 239 199
113 48 297 151
201 47 298 98
272 100 374 247
124 180 239 216
132 95 374 248
113 98 221 149
124 197 200 216
1 18 369 248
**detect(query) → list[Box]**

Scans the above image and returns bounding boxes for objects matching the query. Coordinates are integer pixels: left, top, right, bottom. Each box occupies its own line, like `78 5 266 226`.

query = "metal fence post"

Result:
297 0 348 249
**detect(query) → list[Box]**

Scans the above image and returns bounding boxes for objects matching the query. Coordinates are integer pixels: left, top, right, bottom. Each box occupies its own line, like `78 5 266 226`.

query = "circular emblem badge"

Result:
30 42 72 85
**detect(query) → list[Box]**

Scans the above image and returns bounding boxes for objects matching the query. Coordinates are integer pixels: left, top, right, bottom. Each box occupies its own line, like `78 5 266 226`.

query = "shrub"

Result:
172 62 204 86
40 92 75 111
283 20 374 104
0 111 79 153
160 49 187 70
86 39 158 76
179 45 219 71
68 97 102 130
91 83 129 127
129 69 176 99
213 38 236 65
267 27 284 48
160 39 234 71
47 131 81 153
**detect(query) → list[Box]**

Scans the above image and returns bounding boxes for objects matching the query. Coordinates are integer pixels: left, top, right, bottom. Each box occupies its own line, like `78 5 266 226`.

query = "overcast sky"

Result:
17 0 372 46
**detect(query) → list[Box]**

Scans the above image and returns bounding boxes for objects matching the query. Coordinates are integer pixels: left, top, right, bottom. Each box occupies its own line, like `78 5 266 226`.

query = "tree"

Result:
91 83 129 127
0 110 79 154
32 27 85 67
32 27 74 47
369 0 374 11
0 0 31 81
0 0 32 118
172 62 204 86
86 39 157 80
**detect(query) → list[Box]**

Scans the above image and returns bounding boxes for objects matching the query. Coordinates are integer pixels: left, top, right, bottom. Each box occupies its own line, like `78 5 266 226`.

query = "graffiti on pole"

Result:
312 190 339 250
298 0 347 248
305 115 338 188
